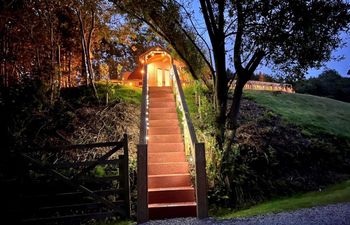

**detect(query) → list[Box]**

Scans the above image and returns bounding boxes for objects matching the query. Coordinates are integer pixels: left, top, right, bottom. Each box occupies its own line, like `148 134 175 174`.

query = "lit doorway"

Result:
164 70 170 86
157 69 163 86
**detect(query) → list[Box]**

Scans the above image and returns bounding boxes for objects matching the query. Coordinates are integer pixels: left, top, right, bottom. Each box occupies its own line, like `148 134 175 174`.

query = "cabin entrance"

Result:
155 68 170 87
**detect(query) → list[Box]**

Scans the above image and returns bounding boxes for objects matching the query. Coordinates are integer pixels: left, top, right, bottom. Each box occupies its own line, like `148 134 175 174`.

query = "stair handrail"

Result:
137 64 148 223
171 64 208 219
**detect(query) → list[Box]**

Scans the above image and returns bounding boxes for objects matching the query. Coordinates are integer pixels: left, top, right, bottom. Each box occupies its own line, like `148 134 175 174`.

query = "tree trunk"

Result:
85 10 99 101
68 53 72 87
49 23 55 105
77 8 99 101
212 41 228 149
78 10 88 86
224 72 251 154
57 44 61 97
81 36 88 85
35 48 41 79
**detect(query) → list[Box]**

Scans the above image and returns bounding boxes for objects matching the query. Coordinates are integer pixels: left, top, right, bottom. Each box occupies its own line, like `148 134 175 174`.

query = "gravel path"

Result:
142 202 350 225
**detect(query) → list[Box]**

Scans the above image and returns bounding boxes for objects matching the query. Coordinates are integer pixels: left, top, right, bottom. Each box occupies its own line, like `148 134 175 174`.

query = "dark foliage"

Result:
295 70 350 102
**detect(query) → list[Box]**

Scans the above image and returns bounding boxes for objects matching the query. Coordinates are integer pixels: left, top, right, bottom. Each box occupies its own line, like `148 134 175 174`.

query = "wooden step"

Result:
149 113 178 120
149 119 178 127
148 90 174 96
149 94 174 100
148 127 181 135
148 134 182 143
148 202 196 219
149 101 176 108
148 143 184 153
148 152 185 163
148 187 195 204
150 98 175 104
148 174 192 188
149 107 176 114
149 87 172 92
149 93 174 99
148 162 189 175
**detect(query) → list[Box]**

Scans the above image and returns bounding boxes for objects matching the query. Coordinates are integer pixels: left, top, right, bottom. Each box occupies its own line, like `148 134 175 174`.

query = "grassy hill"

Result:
244 91 350 139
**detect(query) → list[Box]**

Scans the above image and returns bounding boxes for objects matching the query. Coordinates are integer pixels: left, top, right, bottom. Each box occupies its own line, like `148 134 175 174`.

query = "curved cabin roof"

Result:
128 66 143 80
138 46 172 64
126 46 187 81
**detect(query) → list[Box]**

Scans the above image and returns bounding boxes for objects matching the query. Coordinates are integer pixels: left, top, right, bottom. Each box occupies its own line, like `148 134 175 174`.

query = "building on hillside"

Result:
111 46 188 87
240 80 294 93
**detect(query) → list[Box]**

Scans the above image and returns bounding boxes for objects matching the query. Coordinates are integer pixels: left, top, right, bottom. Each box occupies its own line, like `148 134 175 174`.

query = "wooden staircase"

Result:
147 86 196 219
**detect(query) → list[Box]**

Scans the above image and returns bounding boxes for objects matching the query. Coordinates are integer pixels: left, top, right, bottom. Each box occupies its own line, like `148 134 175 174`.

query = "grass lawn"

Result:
96 82 142 105
213 179 350 219
243 90 350 138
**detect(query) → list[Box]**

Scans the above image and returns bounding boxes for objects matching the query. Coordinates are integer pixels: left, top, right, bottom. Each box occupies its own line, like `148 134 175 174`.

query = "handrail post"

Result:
137 144 148 223
137 64 149 223
139 65 148 144
123 133 131 218
195 143 208 218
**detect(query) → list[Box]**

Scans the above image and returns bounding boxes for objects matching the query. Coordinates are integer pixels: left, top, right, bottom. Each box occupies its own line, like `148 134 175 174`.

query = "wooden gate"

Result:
4 134 130 224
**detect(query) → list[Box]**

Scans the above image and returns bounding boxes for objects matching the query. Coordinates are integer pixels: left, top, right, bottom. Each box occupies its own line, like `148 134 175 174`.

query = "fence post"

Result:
195 143 208 219
123 134 131 218
137 144 148 223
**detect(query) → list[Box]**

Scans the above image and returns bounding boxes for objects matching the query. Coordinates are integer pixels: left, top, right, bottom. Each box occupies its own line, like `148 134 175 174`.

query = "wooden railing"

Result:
137 64 149 223
12 134 130 224
171 64 208 219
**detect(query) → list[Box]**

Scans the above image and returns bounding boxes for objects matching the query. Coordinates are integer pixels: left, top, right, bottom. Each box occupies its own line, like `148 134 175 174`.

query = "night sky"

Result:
190 2 350 78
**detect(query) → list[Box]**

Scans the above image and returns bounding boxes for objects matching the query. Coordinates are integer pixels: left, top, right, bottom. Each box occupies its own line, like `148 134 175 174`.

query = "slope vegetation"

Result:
244 91 350 138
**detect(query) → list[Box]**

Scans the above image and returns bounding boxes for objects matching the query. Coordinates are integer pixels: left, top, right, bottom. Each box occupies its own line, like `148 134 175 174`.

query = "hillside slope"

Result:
244 91 350 138
184 86 350 209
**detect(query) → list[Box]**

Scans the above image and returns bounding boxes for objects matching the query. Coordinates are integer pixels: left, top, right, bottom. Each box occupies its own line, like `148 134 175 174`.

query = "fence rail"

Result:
7 134 131 224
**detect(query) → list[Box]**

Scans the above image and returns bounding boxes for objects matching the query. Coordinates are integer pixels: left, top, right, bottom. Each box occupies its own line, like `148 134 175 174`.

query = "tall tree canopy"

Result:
0 0 165 104
112 0 350 187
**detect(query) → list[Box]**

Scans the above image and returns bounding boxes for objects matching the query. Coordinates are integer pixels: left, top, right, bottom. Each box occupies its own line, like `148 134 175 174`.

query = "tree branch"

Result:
174 0 214 72
233 0 244 74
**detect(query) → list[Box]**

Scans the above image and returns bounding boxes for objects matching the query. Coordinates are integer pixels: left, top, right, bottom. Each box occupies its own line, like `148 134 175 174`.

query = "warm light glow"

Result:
141 59 145 64
129 82 133 86
141 70 144 74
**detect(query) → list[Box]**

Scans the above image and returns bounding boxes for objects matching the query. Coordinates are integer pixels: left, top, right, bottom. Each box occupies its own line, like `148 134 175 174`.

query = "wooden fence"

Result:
4 134 130 224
